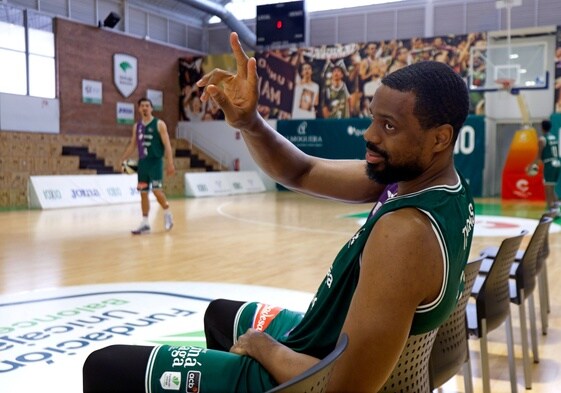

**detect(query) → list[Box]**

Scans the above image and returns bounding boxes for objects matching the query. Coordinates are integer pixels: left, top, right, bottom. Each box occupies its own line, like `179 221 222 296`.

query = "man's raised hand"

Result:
196 32 259 130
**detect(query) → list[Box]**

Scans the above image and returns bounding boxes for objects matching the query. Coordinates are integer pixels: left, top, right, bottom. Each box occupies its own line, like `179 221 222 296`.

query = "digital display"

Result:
256 1 305 46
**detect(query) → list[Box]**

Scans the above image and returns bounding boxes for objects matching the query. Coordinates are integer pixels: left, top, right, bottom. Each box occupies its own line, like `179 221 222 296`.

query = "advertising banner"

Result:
501 127 545 200
28 174 154 209
277 116 485 196
184 171 266 197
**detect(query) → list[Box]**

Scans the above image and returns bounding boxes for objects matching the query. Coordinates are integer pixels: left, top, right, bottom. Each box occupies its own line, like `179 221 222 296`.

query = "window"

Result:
0 5 56 99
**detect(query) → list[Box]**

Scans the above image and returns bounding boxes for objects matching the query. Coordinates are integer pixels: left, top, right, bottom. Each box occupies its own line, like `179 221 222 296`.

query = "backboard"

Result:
468 42 549 93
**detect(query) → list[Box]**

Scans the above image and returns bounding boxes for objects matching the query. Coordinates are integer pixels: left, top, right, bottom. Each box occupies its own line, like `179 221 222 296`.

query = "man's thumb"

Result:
207 85 233 113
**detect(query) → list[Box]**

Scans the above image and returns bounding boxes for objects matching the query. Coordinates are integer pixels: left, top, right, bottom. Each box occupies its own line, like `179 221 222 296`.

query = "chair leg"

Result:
480 320 491 393
518 293 532 390
463 358 474 393
539 268 549 334
528 294 539 364
505 312 518 393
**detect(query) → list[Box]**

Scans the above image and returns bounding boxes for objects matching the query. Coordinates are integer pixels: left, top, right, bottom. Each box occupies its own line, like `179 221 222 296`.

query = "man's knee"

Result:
83 345 151 393
204 298 232 326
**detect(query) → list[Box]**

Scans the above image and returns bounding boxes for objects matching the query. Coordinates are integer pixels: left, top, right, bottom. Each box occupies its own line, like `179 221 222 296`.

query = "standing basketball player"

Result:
531 119 560 214
84 33 474 392
120 97 175 234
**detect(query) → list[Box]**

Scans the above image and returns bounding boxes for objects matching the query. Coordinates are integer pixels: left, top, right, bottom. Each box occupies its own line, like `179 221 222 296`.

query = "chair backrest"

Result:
514 217 553 297
535 214 554 274
265 333 348 393
428 256 484 389
475 230 527 332
378 328 438 392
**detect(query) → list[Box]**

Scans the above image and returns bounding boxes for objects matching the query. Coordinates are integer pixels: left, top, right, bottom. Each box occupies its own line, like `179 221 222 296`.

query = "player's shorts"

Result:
137 158 164 191
543 161 560 185
145 302 304 393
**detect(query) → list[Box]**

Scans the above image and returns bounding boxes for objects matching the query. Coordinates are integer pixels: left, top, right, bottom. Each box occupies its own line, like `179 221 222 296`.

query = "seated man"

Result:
82 32 474 393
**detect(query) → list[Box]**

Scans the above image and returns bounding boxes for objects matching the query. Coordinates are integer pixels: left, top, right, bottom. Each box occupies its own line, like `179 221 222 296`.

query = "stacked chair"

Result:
466 230 527 393
479 216 554 390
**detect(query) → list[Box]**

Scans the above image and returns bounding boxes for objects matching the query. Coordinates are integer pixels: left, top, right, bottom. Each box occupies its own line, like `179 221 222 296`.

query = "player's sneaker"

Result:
164 212 173 231
131 224 151 235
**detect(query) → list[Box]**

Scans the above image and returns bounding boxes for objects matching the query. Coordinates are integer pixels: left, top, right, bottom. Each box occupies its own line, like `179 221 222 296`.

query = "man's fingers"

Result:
247 57 258 94
206 85 234 114
230 32 249 79
197 69 233 101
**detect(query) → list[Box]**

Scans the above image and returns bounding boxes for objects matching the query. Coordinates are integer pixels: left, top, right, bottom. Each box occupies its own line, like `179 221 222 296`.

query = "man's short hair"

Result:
381 61 469 142
138 97 153 107
542 119 552 132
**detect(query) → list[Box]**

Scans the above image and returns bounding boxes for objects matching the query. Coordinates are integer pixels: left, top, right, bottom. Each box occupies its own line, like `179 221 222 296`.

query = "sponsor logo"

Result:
159 371 181 390
288 122 323 147
71 189 101 199
43 189 62 200
346 125 366 137
186 370 201 393
253 304 283 332
106 187 122 197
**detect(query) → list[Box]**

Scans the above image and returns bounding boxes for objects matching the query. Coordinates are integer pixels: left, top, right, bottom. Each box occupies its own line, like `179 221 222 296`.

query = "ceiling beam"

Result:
175 0 256 49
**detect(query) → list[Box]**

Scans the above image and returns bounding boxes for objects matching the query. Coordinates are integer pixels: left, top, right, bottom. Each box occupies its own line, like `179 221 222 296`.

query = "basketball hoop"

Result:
495 78 518 95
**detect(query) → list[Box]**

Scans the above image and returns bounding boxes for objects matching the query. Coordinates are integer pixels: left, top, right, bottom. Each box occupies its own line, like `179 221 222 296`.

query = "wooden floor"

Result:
1 191 560 392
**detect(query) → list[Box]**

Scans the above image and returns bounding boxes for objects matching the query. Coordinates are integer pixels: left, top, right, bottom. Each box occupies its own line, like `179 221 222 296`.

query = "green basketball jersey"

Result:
136 117 164 159
280 173 475 359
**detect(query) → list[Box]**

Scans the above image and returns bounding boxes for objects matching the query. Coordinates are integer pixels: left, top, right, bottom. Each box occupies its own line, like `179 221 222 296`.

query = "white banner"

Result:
184 171 266 197
28 174 154 209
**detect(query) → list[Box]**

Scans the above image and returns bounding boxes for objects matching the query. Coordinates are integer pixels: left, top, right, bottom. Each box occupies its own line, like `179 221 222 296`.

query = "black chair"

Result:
378 328 439 392
265 333 348 393
479 216 553 390
428 256 484 393
466 230 527 393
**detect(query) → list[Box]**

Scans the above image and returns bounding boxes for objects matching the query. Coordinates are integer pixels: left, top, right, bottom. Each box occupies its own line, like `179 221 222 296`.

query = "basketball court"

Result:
1 192 560 392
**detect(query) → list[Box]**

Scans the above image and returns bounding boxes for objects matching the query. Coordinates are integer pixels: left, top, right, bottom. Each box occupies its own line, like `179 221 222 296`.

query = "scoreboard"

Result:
256 1 306 46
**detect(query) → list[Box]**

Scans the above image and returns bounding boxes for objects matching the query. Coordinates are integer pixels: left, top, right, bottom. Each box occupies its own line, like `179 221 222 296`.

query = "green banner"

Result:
277 115 485 196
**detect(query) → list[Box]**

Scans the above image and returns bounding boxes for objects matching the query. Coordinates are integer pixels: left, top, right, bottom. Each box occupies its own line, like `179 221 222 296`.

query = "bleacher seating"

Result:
0 131 227 208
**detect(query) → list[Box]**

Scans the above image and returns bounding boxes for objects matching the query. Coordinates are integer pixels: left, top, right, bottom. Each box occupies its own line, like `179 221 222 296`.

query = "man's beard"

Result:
365 142 424 184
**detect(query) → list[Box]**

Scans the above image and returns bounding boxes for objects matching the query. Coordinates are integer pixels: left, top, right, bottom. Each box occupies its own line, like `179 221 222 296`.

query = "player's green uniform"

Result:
136 117 165 190
145 174 474 393
541 133 560 185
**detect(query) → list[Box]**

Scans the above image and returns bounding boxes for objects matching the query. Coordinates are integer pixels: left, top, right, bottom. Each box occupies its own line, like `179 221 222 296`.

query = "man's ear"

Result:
433 124 454 152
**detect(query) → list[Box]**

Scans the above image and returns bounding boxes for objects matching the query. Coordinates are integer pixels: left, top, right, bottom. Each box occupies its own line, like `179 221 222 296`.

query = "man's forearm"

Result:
232 330 319 384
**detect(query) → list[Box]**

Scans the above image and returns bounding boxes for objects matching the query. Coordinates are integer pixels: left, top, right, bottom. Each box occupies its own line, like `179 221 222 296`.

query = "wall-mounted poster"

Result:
147 89 163 111
116 102 135 124
82 79 102 104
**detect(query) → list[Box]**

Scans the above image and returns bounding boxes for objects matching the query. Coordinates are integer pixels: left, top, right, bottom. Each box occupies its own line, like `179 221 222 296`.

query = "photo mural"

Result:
179 28 560 121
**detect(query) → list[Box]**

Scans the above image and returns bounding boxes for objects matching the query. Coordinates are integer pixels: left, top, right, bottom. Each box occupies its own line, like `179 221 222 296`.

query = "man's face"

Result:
139 101 152 117
331 67 343 81
364 85 435 184
301 64 312 78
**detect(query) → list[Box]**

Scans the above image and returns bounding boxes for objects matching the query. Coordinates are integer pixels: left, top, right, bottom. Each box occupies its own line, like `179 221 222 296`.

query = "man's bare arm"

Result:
196 32 384 203
157 120 176 176
327 209 444 392
120 124 137 163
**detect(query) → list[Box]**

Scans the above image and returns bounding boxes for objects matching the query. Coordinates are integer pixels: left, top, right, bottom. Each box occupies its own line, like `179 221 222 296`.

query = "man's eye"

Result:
384 123 395 131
